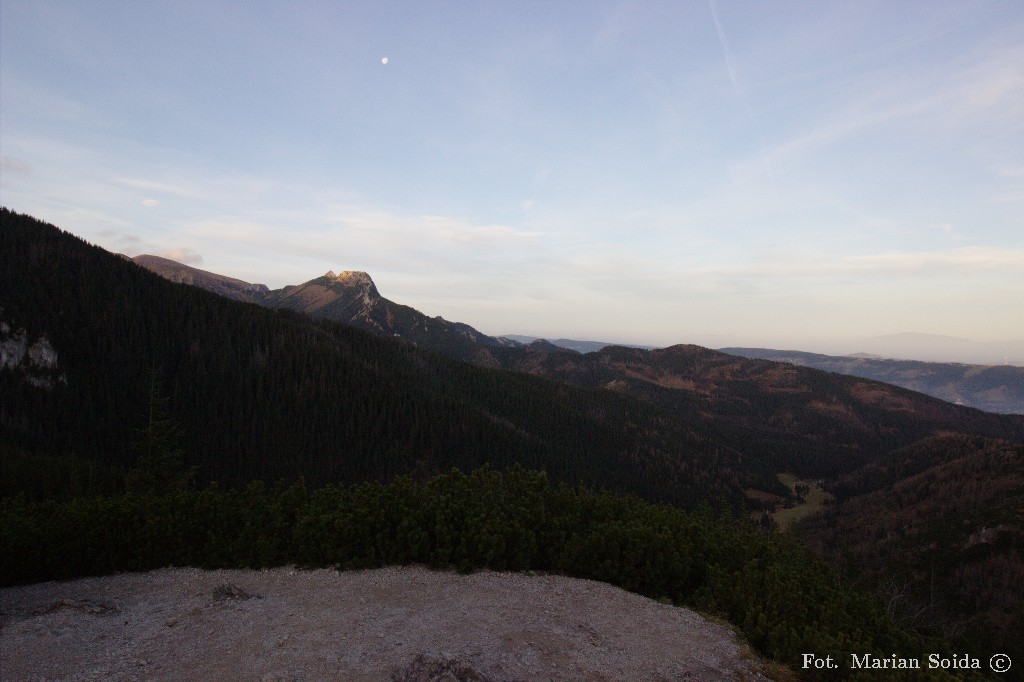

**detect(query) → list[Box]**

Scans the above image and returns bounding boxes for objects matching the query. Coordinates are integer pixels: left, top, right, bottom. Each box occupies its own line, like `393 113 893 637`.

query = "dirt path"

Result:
1 566 770 681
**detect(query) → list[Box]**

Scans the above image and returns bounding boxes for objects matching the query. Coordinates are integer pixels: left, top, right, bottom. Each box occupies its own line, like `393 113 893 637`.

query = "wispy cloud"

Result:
157 247 204 265
940 46 1024 128
1 155 32 175
758 43 1024 167
696 247 1024 279
119 177 204 199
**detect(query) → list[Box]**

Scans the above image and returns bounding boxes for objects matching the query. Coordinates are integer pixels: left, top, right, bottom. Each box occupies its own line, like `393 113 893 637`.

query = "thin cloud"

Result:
157 247 204 265
1 155 32 175
941 46 1024 128
422 215 545 246
173 204 551 289
118 177 205 199
696 247 1024 278
759 44 1024 167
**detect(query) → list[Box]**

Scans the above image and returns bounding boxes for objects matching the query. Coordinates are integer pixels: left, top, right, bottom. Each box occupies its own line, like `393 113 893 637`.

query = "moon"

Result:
381 57 389 65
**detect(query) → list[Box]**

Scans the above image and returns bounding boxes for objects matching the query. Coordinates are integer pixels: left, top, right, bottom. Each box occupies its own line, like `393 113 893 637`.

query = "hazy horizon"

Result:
2 1 1022 350
511 330 1024 364
126 249 1024 364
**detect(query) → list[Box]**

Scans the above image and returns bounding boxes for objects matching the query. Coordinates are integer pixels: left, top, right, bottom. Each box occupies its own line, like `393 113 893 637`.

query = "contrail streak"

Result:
707 0 781 209
709 0 739 93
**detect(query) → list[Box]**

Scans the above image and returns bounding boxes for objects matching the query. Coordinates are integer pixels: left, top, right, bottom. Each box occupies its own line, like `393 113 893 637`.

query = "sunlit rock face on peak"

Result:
322 270 380 297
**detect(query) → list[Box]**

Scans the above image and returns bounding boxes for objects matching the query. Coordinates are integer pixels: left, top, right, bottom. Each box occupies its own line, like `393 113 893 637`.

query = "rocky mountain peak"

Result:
324 270 380 297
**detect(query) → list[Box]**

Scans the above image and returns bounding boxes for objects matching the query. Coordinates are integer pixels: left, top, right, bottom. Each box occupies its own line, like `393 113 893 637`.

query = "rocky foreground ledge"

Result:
1 565 771 681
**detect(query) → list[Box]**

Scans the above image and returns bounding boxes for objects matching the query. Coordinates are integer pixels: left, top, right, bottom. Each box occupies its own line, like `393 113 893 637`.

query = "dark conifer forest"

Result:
2 208 1021 680
0 207 755 508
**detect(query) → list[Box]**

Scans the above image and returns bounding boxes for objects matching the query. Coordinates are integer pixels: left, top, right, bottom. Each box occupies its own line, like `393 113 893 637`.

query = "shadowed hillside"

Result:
800 435 1024 673
1 208 752 508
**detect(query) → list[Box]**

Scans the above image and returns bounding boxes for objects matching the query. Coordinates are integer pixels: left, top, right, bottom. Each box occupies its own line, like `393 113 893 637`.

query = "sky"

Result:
2 1 1023 352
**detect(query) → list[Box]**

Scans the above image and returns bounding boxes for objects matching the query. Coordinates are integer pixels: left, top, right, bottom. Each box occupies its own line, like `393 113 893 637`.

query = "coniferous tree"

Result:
125 367 195 494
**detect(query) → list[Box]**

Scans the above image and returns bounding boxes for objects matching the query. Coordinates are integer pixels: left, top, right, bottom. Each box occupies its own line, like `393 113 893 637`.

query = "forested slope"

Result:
0 208 751 508
800 435 1024 671
492 343 1024 480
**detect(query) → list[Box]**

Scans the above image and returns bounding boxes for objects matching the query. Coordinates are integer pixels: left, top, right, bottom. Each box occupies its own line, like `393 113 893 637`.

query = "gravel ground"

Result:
1 566 771 681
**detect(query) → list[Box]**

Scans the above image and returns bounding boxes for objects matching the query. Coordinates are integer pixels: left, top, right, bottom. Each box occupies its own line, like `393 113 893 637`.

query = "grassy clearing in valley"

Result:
772 473 833 531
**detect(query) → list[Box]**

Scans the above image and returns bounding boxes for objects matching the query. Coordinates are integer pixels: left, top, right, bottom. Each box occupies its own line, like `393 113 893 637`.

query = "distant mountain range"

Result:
510 333 1024 366
129 251 1024 483
721 348 1024 414
133 254 1024 416
842 332 1024 366
502 335 655 354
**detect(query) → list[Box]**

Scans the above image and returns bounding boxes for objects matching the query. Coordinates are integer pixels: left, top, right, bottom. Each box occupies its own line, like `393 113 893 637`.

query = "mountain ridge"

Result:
132 254 525 365
128 250 1024 481
131 254 271 303
488 341 1024 479
721 347 1024 414
844 332 1024 365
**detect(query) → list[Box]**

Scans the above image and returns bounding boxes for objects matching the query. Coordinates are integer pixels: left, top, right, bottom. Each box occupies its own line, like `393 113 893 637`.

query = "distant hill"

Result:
503 335 654 354
260 269 523 364
720 347 1024 414
845 332 1024 365
129 259 649 362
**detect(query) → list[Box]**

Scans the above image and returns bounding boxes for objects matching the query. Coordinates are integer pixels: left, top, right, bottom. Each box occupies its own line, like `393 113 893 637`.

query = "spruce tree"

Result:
126 367 196 494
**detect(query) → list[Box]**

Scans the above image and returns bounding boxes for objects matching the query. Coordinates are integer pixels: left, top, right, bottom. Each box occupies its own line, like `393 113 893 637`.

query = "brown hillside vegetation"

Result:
799 435 1024 668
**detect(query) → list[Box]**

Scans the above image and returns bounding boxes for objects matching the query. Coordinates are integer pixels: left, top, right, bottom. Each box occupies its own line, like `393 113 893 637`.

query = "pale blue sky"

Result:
2 1 1022 350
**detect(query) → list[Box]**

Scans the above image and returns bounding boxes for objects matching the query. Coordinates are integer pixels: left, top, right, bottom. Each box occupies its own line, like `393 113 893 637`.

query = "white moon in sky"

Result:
381 57 389 65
